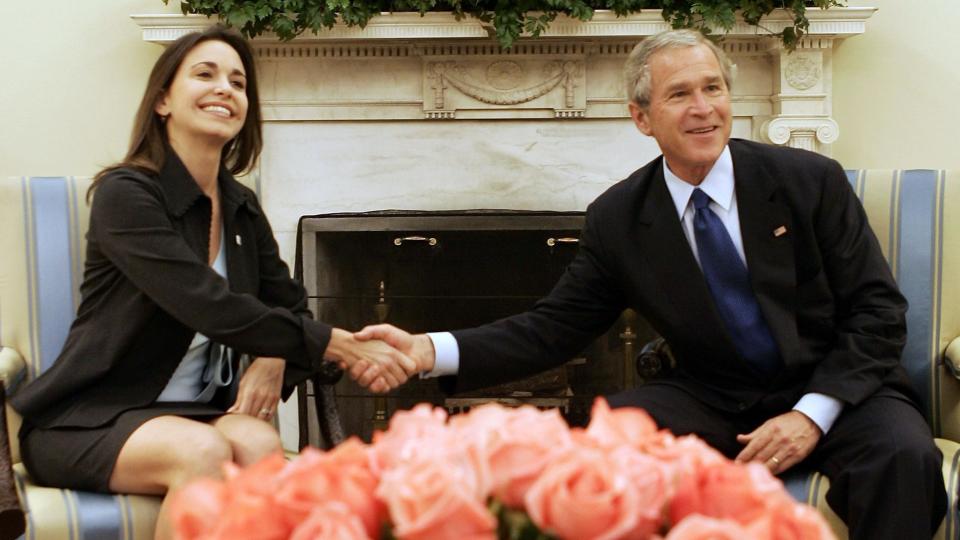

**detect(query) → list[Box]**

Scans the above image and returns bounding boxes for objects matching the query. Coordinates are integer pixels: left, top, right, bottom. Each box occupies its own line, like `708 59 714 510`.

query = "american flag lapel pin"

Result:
773 226 787 237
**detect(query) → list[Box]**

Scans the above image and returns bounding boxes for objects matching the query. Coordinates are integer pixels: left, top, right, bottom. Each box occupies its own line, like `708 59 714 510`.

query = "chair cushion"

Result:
13 464 159 540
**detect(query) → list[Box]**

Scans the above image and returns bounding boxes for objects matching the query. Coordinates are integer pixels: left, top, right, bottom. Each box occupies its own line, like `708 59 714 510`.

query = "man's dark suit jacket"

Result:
444 138 918 414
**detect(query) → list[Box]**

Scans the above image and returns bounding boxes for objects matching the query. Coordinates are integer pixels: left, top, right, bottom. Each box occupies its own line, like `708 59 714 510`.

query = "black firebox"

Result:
295 210 654 447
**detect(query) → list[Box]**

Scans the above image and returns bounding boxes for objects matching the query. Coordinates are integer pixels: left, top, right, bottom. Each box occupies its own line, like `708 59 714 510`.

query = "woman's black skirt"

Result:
19 402 225 493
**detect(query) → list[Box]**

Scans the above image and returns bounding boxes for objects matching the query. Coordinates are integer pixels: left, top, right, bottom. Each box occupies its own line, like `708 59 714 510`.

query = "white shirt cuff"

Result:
793 392 844 434
423 332 460 378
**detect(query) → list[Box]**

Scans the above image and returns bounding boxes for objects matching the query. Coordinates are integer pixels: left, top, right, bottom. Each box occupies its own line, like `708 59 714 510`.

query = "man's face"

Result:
629 44 732 184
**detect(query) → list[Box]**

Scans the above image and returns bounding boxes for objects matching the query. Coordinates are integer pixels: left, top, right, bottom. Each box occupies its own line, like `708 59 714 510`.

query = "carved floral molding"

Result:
132 9 877 154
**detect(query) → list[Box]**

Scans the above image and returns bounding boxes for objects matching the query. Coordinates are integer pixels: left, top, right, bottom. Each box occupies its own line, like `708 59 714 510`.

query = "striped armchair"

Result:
0 177 162 539
1 173 266 539
780 169 960 539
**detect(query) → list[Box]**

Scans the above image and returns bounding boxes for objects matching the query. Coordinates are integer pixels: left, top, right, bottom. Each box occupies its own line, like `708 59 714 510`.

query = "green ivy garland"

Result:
166 1 843 49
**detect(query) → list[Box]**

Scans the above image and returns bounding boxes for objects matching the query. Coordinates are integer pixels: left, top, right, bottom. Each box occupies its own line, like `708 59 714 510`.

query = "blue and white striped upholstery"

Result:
0 176 162 540
782 170 960 539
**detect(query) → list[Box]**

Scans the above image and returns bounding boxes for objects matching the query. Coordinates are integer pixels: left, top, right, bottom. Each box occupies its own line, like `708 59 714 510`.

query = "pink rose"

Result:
452 404 573 508
202 487 290 540
200 453 291 540
665 515 749 539
377 457 496 540
289 502 371 540
670 461 791 527
609 446 672 537
324 439 386 536
585 398 660 450
171 454 291 540
273 449 334 529
371 404 450 472
644 433 726 487
275 441 385 539
524 447 643 540
170 478 229 540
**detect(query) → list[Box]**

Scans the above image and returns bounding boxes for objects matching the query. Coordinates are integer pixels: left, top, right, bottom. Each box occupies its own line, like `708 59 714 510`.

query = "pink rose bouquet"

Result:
170 398 836 540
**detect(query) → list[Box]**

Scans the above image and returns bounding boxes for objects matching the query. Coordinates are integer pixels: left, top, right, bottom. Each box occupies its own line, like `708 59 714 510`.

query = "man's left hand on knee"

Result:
735 411 822 475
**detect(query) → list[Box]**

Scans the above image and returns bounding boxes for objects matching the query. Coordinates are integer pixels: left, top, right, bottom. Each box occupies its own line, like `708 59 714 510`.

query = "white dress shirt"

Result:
427 146 842 434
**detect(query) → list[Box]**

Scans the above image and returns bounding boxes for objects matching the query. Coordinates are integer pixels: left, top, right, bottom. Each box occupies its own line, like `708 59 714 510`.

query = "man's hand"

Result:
324 328 418 393
353 324 436 374
735 410 821 475
228 356 285 421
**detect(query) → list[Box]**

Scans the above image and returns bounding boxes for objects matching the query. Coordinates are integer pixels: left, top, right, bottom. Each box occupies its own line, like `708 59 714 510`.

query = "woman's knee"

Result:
174 428 234 482
214 416 282 466
234 423 282 464
111 417 235 493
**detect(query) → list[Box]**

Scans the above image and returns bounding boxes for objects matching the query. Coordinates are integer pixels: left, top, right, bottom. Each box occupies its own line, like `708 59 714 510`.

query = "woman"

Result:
10 26 412 539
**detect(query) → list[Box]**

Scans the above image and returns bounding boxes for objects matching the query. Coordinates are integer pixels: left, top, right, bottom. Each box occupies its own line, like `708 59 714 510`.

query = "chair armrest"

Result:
0 347 26 393
944 337 960 379
636 337 675 380
0 383 25 540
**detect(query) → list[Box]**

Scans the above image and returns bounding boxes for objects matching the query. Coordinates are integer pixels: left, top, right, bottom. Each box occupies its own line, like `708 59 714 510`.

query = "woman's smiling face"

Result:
155 39 249 148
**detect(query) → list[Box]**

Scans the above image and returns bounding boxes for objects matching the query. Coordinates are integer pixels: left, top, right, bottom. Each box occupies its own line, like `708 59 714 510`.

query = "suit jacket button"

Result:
737 402 748 411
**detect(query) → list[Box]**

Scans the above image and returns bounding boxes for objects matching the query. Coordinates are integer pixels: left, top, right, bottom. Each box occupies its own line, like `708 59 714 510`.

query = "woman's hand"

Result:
354 324 436 373
227 356 285 420
324 328 418 393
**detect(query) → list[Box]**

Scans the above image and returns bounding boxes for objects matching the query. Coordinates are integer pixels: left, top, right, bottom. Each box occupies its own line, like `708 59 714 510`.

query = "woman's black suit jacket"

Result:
444 138 917 414
12 152 331 429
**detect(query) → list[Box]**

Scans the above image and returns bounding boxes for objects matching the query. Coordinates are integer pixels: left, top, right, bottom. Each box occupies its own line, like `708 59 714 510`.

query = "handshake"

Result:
323 325 437 393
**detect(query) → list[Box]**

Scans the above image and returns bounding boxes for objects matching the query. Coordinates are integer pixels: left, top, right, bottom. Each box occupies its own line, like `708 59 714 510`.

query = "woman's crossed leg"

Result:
109 414 282 539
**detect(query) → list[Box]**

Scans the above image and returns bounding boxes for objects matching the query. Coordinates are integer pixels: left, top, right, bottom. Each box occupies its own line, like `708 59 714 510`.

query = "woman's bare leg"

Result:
210 413 282 466
109 416 233 540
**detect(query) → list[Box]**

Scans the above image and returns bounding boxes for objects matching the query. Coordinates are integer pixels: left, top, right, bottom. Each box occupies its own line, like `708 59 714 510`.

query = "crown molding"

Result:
131 8 876 44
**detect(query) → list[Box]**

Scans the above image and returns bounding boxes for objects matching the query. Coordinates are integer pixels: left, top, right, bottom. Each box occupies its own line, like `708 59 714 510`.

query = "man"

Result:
354 30 947 539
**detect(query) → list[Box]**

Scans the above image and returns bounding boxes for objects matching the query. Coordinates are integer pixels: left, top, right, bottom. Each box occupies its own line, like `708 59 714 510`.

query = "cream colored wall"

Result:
3 2 954 175
0 1 180 179
832 0 960 169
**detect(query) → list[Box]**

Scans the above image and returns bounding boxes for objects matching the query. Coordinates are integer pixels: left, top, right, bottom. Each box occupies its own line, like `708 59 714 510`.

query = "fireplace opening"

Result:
296 210 656 446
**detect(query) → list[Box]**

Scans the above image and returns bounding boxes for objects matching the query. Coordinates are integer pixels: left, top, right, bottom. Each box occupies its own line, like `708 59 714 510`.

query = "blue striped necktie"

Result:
691 188 782 377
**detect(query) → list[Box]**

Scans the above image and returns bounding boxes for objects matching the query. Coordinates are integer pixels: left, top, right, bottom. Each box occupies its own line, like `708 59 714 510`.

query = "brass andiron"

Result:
372 280 389 431
373 280 389 323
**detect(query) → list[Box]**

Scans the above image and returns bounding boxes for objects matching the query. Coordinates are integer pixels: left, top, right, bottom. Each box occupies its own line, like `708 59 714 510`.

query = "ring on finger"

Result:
770 456 781 465
259 408 272 417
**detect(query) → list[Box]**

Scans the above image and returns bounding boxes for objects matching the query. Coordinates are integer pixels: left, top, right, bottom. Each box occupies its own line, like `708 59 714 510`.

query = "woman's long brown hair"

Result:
88 25 262 200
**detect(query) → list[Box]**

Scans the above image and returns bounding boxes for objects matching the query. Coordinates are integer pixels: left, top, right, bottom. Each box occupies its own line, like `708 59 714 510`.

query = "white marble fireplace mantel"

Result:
133 9 874 145
131 8 877 244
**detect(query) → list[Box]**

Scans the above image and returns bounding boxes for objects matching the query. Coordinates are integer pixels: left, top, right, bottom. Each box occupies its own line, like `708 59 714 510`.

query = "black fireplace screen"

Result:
295 210 655 446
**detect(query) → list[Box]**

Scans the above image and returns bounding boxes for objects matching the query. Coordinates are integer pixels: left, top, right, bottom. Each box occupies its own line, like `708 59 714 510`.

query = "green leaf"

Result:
166 0 833 50
490 498 558 540
782 25 798 49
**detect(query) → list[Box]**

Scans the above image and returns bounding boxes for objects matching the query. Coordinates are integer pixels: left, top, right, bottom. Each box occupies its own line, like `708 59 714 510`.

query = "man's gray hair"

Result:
624 29 735 109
